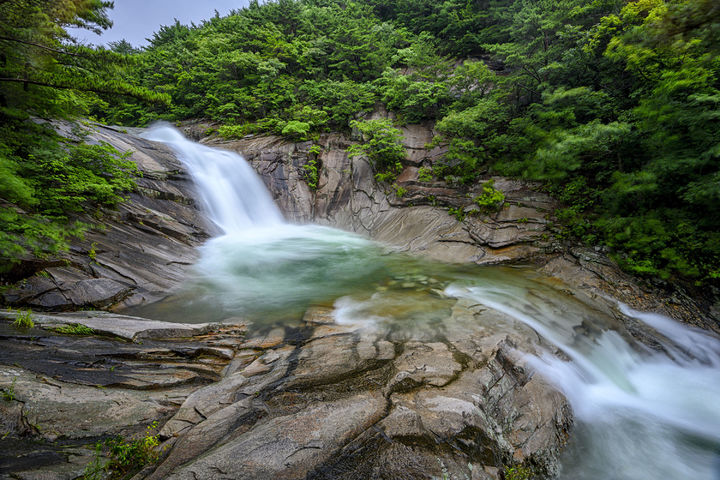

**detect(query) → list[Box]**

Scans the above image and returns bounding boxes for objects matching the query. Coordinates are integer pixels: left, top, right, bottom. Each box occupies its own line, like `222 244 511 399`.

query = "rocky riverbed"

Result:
0 298 571 480
0 123 717 480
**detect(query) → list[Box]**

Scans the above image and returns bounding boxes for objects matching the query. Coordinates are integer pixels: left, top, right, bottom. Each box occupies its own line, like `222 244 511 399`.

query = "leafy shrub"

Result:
379 69 451 123
418 166 433 182
280 120 311 141
431 100 509 184
0 122 140 271
217 123 260 139
474 179 505 212
83 422 161 480
299 80 377 129
448 207 466 222
347 119 406 183
303 159 320 190
302 145 323 190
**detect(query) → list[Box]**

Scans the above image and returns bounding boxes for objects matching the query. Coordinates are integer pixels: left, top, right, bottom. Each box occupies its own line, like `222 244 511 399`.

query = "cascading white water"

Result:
143 125 284 231
142 125 388 317
141 126 720 478
446 282 720 480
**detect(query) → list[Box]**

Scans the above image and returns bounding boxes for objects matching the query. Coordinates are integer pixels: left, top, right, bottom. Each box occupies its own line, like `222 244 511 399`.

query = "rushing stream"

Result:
138 125 720 479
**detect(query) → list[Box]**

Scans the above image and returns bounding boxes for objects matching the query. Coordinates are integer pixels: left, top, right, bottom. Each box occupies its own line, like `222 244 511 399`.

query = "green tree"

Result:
0 0 162 275
347 119 406 182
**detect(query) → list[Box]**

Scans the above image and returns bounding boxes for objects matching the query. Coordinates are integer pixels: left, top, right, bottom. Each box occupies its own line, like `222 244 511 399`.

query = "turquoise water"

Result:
132 125 720 480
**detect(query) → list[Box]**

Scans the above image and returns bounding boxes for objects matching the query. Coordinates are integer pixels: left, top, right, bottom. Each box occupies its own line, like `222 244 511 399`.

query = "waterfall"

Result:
141 125 387 317
142 125 284 232
142 126 720 479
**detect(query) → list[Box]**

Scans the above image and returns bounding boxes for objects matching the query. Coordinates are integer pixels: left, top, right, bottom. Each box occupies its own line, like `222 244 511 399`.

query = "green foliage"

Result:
217 123 260 139
418 166 434 182
432 99 509 184
302 144 323 190
0 0 157 272
504 465 532 480
54 323 95 336
447 60 497 111
393 184 408 197
447 207 466 222
0 0 167 117
303 159 320 190
11 309 34 330
347 119 406 183
1 377 17 402
99 0 413 130
379 69 451 124
280 120 311 141
474 179 505 211
83 422 161 480
0 121 139 271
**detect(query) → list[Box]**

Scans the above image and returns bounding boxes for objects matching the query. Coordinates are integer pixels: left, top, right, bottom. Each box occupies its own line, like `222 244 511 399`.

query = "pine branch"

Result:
0 76 168 104
0 35 83 58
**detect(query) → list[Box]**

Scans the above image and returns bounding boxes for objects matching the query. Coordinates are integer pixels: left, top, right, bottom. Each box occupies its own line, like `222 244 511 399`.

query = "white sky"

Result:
70 0 251 47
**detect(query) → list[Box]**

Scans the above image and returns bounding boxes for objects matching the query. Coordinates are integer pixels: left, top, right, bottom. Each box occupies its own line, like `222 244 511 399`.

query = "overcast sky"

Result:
71 0 251 47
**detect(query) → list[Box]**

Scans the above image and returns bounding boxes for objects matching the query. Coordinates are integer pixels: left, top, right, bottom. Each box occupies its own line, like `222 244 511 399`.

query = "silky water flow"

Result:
137 125 720 479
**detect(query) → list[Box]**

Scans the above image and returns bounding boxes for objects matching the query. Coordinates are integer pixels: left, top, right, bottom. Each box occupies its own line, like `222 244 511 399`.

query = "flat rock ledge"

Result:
0 303 571 480
0 311 244 480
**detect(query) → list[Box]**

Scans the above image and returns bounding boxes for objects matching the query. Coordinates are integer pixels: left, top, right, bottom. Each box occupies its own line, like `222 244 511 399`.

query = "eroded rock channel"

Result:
1 124 718 480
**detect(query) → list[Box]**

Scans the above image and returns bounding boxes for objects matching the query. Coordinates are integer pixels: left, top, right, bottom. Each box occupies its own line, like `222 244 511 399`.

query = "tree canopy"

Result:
4 0 719 286
0 0 165 274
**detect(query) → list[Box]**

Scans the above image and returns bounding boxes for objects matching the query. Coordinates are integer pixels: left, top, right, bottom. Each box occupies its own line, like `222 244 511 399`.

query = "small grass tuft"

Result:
83 422 161 480
11 309 34 329
1 377 17 401
54 323 95 336
504 465 532 480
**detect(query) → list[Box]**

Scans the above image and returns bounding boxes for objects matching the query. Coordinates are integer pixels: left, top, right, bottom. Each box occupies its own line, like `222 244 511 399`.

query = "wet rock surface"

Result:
141 303 570 480
1 121 717 480
2 124 211 312
0 310 244 479
0 305 571 480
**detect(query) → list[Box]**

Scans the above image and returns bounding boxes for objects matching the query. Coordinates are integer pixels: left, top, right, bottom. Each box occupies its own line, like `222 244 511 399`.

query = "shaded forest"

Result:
2 0 719 285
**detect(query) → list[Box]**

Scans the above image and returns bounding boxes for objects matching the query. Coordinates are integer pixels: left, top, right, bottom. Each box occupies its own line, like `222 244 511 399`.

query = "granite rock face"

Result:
0 310 244 479
140 304 571 480
207 131 557 267
2 124 211 311
0 305 572 480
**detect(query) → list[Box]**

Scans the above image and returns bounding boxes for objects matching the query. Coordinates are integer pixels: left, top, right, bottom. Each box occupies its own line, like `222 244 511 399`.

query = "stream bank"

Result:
1 123 718 480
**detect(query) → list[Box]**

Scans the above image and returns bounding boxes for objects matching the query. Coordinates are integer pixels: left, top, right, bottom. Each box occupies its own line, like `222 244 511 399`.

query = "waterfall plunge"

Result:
143 125 720 479
142 125 387 316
